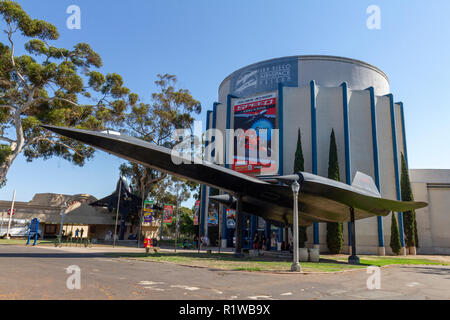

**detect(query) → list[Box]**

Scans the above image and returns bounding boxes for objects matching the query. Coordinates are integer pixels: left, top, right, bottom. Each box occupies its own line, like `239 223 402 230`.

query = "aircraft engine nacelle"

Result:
209 194 237 208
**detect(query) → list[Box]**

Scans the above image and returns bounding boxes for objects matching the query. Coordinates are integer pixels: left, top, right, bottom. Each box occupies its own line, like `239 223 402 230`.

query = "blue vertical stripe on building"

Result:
399 102 409 167
368 87 384 247
278 82 284 176
277 83 285 245
388 94 405 248
200 110 213 237
200 185 207 237
341 83 353 246
310 81 319 245
212 102 227 242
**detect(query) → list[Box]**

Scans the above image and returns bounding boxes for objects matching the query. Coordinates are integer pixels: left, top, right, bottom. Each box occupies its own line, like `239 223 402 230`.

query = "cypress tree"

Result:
390 213 402 255
294 128 307 247
326 129 343 254
414 218 419 248
400 153 418 248
294 128 305 173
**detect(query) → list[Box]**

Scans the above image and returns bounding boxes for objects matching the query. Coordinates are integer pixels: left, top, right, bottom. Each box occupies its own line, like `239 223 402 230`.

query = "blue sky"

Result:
1 0 449 204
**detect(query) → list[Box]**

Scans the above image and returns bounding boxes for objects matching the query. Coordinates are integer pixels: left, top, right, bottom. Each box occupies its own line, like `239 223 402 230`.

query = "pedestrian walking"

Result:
193 234 199 248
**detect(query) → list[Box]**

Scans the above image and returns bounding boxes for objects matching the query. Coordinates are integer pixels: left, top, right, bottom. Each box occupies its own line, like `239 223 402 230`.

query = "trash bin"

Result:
299 248 309 262
308 248 320 262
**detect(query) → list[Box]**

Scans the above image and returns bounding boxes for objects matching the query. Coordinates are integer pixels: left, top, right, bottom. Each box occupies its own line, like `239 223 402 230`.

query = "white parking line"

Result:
406 282 421 287
170 285 200 291
143 286 165 291
248 295 274 300
139 281 165 286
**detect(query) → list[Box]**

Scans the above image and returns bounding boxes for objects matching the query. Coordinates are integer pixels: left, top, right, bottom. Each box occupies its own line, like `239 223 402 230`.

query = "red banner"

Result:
163 204 173 224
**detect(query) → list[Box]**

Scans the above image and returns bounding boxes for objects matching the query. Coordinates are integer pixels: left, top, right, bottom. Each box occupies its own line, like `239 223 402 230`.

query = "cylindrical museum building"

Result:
199 55 409 256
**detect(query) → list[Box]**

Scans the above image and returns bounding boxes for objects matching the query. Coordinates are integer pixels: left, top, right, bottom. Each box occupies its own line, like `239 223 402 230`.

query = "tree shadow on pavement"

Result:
398 265 450 279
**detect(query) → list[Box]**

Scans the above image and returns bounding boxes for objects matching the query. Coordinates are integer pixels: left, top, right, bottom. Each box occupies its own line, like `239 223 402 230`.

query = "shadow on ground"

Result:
400 265 450 279
0 251 129 259
107 251 364 267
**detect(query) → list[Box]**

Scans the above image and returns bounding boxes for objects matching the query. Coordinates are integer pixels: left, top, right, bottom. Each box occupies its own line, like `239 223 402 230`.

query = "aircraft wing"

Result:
42 125 428 226
41 125 268 196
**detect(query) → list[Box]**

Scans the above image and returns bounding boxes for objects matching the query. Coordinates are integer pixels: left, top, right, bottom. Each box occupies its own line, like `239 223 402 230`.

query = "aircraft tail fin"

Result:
352 172 381 197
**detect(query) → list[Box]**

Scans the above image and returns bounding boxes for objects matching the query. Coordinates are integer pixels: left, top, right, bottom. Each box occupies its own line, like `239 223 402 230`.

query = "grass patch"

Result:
106 252 366 272
106 252 450 273
0 239 54 246
358 257 449 267
330 255 450 267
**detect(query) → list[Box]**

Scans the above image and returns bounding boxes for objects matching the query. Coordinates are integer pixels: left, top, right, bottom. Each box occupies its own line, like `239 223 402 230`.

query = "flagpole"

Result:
5 190 16 239
113 178 122 248
1 210 5 236
175 183 180 253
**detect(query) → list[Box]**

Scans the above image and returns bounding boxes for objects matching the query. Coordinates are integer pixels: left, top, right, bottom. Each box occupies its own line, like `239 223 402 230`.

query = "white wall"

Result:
315 86 346 181
282 86 312 174
411 169 450 254
298 57 389 95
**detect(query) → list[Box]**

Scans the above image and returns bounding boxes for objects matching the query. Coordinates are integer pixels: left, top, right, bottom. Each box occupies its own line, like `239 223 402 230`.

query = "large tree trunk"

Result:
0 151 20 187
0 161 11 186
0 111 25 186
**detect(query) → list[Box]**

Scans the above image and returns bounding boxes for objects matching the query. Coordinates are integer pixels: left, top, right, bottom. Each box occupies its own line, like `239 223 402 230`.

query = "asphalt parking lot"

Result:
0 245 449 300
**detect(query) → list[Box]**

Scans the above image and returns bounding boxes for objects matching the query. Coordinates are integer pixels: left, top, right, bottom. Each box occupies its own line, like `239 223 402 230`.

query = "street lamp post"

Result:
5 190 16 240
113 177 123 248
291 181 301 272
175 183 180 253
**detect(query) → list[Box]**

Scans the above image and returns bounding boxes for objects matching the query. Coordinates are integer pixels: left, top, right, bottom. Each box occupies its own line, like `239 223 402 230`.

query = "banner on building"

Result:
232 92 278 176
193 200 200 226
143 200 153 223
207 201 218 225
163 204 173 224
226 209 236 229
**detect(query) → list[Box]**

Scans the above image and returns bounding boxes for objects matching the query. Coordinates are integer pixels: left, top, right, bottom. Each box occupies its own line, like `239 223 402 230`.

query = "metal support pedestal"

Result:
348 207 360 265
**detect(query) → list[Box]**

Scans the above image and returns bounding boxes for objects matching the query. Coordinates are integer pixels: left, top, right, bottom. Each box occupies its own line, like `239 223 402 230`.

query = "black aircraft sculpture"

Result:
90 176 141 240
42 125 427 260
90 176 162 240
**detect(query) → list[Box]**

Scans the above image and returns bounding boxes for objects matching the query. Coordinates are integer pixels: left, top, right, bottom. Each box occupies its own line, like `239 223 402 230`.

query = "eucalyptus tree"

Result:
0 1 136 185
120 73 201 203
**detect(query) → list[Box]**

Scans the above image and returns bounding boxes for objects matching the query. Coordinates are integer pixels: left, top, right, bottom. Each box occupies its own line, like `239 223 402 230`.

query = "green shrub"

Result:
390 213 402 255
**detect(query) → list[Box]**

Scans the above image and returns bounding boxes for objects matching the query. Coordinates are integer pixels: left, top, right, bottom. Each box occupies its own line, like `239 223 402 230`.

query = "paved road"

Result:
0 245 449 300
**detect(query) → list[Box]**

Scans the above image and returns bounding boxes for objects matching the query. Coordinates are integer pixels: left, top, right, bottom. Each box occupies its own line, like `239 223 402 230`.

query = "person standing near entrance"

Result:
260 234 266 251
75 228 79 239
203 235 209 247
80 228 84 239
253 234 259 250
193 234 199 249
